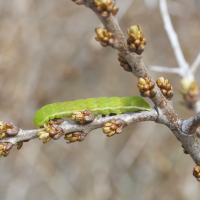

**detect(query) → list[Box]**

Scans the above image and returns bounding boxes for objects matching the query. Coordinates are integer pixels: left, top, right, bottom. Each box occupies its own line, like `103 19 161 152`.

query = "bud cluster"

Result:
102 119 126 137
118 52 132 72
0 121 19 140
37 121 64 143
37 127 51 144
156 77 173 100
95 27 114 47
72 110 95 124
180 78 199 109
71 0 85 5
0 144 9 157
127 25 147 55
94 0 118 17
137 77 156 98
193 166 200 182
64 132 87 143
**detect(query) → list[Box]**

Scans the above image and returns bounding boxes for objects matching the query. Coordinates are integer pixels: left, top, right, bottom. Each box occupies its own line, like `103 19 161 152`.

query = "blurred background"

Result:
0 0 200 199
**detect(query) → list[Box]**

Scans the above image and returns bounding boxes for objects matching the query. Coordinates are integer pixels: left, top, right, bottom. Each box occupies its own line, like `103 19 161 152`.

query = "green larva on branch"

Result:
34 96 151 127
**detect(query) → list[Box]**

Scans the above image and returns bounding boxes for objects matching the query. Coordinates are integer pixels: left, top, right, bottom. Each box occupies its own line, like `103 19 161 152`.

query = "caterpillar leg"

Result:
71 110 95 124
102 119 127 137
64 132 87 143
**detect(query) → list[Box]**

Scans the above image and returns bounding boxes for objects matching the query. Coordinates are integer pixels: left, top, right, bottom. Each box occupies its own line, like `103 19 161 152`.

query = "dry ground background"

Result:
0 0 200 199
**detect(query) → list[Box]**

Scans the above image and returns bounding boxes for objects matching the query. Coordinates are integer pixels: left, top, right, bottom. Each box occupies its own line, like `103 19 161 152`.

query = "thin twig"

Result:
160 0 190 75
0 110 158 144
148 66 181 74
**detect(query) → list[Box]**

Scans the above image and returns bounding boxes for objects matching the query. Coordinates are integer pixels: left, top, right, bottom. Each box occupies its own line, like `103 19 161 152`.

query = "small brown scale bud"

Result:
137 77 156 98
127 25 147 55
180 78 199 109
112 6 119 16
94 0 118 18
37 119 64 144
181 145 189 154
17 141 23 150
64 132 87 143
193 166 200 182
0 144 9 157
95 27 114 47
102 119 126 137
156 77 173 100
0 121 19 140
71 0 85 5
71 110 95 124
117 52 132 72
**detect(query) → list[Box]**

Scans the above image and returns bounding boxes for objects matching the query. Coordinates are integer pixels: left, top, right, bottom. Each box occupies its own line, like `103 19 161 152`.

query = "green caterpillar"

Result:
34 96 151 126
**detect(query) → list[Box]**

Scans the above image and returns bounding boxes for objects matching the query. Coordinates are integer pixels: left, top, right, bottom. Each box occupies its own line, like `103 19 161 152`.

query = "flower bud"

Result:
156 77 173 100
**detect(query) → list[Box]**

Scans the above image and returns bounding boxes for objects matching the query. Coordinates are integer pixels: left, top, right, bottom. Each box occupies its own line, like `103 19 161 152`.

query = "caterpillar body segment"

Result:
34 96 151 127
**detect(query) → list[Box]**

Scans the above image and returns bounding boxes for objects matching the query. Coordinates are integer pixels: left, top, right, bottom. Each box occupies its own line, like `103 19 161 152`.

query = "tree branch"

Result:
182 112 200 135
0 109 158 145
83 0 200 168
148 66 181 75
160 0 190 75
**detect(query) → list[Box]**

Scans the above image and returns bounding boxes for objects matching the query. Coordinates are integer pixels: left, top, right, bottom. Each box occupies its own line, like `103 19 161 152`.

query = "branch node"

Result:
0 121 19 140
37 121 64 143
137 77 156 98
102 119 127 137
64 132 87 143
127 25 147 55
156 77 173 100
94 0 115 18
95 27 115 47
118 52 132 72
72 110 96 124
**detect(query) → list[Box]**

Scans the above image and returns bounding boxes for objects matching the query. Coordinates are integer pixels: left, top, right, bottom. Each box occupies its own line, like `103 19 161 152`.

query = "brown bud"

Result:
108 38 114 47
144 77 150 84
137 45 145 55
150 88 156 98
160 82 166 89
123 64 132 72
143 90 151 97
130 43 136 51
157 77 173 100
112 6 119 15
100 41 108 47
143 84 150 91
137 84 144 90
103 37 109 43
138 78 146 86
158 77 165 83
134 40 141 48
161 89 167 96
149 81 155 89
101 11 109 17
167 90 174 99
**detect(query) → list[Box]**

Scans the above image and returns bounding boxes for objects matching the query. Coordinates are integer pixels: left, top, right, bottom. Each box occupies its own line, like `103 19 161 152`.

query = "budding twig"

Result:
0 110 158 153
